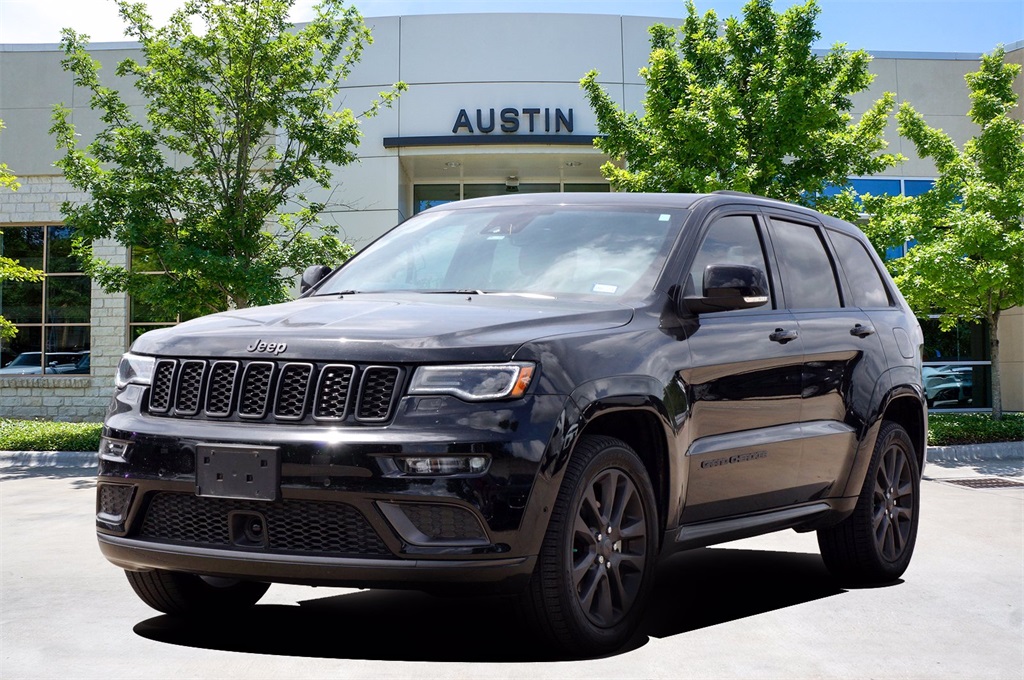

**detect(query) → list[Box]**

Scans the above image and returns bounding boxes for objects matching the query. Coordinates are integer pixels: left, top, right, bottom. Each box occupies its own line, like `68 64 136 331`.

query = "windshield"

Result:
6 353 42 368
318 204 686 299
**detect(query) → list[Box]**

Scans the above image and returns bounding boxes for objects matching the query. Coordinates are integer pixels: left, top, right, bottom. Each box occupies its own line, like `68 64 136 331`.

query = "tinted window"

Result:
829 230 892 308
770 219 841 309
688 215 773 308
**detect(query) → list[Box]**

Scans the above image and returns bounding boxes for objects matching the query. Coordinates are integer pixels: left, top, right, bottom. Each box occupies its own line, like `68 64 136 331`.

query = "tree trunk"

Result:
988 309 1002 421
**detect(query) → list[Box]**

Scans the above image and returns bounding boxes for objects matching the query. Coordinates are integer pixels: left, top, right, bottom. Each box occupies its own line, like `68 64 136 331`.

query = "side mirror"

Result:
683 263 770 314
300 264 333 294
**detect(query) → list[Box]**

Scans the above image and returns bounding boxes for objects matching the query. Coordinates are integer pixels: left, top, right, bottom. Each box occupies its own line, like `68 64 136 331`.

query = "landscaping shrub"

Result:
928 413 1024 446
0 419 102 452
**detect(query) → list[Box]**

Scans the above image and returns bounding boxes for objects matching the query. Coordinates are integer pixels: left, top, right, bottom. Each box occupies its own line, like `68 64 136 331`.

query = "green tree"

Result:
580 0 900 213
51 0 405 319
1 119 45 342
863 48 1024 420
0 119 19 193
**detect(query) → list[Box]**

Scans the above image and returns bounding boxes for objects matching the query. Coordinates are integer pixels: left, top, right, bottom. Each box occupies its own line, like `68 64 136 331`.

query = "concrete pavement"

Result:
1 454 1021 679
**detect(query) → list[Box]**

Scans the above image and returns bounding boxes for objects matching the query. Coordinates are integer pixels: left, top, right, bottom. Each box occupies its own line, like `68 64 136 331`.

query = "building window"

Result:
413 181 611 214
922 316 992 411
0 225 91 376
820 177 936 209
127 246 200 341
413 185 460 214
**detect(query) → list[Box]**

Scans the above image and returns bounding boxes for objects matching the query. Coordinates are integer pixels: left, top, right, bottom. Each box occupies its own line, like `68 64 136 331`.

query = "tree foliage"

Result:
863 47 1023 419
580 0 900 212
1 119 45 341
0 119 19 193
51 0 404 318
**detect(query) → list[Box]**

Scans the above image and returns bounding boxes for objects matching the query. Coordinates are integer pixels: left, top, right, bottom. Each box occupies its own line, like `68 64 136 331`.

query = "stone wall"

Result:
0 175 129 422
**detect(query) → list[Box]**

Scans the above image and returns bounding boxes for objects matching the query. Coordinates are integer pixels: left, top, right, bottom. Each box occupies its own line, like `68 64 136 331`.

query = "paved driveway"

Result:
1 459 1021 679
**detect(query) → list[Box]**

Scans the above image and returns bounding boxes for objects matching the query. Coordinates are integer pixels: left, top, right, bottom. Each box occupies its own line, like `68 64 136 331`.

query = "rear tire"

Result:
125 569 269 616
818 421 920 584
519 435 658 656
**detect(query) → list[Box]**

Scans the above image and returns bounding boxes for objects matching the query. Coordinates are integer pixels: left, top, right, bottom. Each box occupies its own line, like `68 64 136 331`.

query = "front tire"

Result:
125 569 270 616
520 435 658 656
818 421 921 584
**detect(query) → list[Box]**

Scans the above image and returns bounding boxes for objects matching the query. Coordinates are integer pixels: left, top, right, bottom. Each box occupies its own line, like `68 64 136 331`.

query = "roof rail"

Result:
711 190 766 198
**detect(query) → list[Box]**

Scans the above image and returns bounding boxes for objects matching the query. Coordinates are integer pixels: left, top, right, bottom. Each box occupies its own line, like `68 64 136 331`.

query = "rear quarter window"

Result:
828 230 893 308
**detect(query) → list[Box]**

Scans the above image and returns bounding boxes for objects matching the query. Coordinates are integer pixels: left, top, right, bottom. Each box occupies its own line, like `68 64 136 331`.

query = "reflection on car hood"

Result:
0 366 45 375
130 293 635 362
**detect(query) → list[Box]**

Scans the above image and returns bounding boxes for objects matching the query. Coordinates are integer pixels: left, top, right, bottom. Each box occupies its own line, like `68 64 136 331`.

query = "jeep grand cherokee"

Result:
96 192 926 655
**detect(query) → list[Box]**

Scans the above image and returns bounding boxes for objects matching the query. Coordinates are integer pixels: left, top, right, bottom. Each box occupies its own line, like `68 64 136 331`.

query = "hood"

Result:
130 293 634 363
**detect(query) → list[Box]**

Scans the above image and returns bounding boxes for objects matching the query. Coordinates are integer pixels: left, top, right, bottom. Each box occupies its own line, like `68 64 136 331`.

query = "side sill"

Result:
671 502 832 551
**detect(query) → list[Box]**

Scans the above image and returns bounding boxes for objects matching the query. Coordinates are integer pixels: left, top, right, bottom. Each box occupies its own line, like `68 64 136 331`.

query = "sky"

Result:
0 0 1021 54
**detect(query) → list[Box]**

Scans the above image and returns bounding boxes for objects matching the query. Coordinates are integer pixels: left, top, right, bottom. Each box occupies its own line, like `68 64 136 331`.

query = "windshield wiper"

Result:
312 290 360 297
420 289 489 295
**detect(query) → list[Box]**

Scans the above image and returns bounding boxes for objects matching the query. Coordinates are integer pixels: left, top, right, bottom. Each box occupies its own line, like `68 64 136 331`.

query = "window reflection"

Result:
46 225 82 273
0 225 91 375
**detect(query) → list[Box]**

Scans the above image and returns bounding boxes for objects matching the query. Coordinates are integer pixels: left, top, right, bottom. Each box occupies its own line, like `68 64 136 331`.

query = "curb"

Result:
927 441 1024 463
0 450 98 468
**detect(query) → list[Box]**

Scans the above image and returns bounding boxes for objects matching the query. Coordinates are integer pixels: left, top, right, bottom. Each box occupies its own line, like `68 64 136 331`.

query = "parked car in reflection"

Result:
923 365 973 407
0 351 89 375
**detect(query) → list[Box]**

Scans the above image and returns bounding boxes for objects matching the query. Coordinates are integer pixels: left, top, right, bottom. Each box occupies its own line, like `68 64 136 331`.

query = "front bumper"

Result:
96 391 571 591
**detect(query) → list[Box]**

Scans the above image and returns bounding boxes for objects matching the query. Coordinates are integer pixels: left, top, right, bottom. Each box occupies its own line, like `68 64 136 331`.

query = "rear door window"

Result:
768 218 842 310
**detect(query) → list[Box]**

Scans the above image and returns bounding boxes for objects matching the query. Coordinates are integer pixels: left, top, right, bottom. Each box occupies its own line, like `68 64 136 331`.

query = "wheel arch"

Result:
879 386 928 471
839 382 927 499
575 402 674 547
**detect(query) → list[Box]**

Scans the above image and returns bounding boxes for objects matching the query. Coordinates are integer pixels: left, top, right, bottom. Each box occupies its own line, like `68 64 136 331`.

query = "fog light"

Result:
396 456 489 475
99 436 131 462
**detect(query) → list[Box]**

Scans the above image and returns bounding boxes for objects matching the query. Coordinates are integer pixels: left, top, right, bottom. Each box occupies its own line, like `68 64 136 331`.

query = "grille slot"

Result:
274 363 313 419
139 492 392 557
174 360 206 415
238 362 275 418
148 360 176 413
146 359 402 423
314 364 355 420
358 366 401 422
205 361 239 417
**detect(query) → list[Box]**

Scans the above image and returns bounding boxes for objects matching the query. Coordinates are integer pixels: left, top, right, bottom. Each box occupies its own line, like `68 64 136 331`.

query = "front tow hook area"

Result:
229 511 270 548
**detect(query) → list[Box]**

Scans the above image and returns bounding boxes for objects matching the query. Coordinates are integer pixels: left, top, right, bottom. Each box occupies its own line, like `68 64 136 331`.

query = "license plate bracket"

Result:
196 444 280 501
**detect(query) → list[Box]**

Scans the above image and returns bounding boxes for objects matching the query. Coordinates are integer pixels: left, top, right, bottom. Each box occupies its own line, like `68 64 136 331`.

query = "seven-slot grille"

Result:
147 358 402 423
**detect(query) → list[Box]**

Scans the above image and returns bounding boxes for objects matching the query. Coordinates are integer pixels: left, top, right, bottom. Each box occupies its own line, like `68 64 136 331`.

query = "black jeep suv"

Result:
97 192 926 655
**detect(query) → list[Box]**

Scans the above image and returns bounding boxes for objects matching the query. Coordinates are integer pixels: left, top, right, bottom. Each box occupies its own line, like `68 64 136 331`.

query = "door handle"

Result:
769 328 799 344
850 323 876 338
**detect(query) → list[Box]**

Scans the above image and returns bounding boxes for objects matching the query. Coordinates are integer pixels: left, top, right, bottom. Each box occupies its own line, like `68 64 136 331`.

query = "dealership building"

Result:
0 13 1022 420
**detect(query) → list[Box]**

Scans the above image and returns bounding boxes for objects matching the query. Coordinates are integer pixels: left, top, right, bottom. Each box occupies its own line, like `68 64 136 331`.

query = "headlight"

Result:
114 353 156 389
408 362 535 401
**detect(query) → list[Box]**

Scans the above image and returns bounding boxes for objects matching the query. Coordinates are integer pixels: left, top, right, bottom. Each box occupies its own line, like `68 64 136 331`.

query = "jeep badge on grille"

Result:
246 340 288 355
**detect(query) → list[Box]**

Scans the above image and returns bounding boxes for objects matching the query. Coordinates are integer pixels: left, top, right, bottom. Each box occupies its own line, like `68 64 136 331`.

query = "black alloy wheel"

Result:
571 465 649 627
873 433 916 561
818 421 921 584
520 435 658 656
